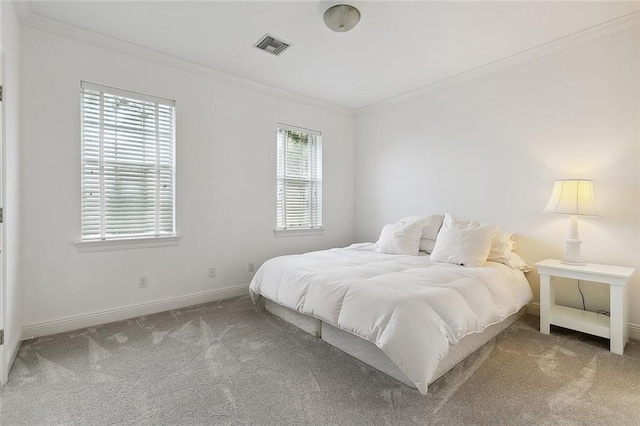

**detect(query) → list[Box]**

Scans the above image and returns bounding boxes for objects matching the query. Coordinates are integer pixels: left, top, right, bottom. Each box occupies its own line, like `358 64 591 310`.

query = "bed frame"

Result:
264 298 524 388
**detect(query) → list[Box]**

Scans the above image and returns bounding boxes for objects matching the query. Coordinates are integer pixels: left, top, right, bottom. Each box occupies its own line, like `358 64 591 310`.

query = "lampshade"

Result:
543 179 597 216
323 4 361 32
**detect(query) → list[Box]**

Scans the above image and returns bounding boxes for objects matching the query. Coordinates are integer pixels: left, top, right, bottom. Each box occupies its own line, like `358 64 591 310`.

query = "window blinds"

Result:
276 124 322 230
81 82 175 240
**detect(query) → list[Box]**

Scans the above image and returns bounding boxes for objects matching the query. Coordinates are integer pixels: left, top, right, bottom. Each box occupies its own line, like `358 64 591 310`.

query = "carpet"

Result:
2 296 639 425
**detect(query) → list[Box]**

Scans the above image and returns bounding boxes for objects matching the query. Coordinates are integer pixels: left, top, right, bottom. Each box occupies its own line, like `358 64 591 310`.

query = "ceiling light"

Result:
323 4 361 33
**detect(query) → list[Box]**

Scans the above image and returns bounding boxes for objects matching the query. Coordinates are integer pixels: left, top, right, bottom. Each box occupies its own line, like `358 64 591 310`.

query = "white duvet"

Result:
249 243 533 394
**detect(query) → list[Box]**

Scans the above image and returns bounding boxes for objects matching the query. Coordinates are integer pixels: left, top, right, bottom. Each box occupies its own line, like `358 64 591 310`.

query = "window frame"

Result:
275 123 323 236
75 81 178 252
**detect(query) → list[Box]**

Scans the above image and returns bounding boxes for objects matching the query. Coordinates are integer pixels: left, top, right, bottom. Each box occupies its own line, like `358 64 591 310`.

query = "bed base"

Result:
265 299 321 337
264 298 524 389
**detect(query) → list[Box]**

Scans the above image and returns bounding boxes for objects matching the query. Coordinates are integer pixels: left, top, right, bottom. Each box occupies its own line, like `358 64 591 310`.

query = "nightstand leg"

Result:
610 285 626 355
540 274 551 334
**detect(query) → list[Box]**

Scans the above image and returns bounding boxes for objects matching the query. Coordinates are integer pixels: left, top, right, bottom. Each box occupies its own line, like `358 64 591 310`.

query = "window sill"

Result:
74 236 181 253
274 228 324 238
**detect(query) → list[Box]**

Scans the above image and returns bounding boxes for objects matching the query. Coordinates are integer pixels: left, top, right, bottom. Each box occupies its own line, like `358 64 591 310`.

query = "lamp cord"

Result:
577 280 610 316
577 280 586 311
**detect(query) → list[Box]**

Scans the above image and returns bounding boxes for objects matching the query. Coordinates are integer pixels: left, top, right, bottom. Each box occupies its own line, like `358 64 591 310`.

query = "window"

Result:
276 124 322 234
80 82 175 242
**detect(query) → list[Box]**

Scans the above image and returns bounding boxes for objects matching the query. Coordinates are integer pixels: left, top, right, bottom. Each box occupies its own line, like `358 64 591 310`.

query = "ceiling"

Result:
24 1 640 110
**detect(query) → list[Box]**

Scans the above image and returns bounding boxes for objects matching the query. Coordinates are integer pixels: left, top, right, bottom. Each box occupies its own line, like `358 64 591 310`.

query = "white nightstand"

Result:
535 259 635 355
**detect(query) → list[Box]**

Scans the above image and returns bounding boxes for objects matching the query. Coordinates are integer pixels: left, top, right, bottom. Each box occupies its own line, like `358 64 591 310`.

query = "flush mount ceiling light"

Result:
323 4 361 32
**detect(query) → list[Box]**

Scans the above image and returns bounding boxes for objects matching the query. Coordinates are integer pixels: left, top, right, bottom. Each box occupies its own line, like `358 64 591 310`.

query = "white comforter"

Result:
249 244 533 394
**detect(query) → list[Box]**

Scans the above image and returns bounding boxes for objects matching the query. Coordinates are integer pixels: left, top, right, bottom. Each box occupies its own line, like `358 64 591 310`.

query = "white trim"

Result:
274 227 324 237
525 302 640 341
19 13 353 118
81 81 175 106
22 284 249 339
5 337 21 383
357 11 640 116
525 302 541 317
74 235 180 253
276 122 321 137
629 323 640 342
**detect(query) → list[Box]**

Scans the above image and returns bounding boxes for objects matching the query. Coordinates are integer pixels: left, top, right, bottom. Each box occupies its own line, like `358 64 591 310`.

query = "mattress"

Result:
250 244 533 394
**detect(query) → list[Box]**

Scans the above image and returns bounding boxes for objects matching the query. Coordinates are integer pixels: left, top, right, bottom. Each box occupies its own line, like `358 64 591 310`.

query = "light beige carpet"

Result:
2 296 639 425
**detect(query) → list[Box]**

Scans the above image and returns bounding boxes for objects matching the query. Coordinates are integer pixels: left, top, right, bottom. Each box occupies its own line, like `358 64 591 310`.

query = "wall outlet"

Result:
248 263 255 273
209 267 217 278
139 276 149 288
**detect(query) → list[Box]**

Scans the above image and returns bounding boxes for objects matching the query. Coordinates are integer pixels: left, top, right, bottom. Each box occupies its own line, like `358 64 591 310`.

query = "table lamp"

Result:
543 179 597 265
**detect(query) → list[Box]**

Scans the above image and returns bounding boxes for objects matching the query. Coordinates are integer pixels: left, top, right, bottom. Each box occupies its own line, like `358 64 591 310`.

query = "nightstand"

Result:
535 259 635 355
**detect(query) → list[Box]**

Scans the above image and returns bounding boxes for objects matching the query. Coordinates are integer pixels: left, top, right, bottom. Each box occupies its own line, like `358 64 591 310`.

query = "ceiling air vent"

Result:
254 34 291 56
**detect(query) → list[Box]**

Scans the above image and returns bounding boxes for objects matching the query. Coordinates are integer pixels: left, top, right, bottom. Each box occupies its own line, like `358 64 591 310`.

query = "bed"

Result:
249 239 533 395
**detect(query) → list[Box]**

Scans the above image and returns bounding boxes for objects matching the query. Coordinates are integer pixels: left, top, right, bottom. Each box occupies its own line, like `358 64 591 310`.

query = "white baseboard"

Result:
525 302 640 341
22 284 249 339
628 323 640 341
525 302 541 317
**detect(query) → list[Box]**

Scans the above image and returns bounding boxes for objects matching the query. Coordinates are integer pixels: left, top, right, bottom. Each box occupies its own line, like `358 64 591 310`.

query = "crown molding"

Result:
12 0 31 24
19 12 354 118
356 11 640 116
16 7 638 119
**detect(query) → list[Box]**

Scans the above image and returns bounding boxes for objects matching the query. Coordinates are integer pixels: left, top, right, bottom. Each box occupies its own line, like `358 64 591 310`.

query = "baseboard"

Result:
525 302 640 341
629 323 640 341
525 302 541 317
22 284 249 339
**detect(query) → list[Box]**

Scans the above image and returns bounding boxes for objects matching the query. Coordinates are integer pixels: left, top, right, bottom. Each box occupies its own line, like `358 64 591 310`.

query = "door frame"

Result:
0 48 5 385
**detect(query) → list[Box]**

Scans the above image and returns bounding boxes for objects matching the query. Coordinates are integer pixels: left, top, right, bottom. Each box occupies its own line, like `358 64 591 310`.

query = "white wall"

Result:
2 2 22 379
20 27 355 331
355 27 639 327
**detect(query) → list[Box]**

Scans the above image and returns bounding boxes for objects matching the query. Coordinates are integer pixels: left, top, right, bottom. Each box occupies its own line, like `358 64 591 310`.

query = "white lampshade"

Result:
544 179 596 265
323 4 361 32
543 179 597 216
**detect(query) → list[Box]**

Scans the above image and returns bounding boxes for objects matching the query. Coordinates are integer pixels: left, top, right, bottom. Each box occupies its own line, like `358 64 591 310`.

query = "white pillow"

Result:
504 252 531 272
430 214 499 267
375 221 423 255
398 214 444 253
487 230 516 263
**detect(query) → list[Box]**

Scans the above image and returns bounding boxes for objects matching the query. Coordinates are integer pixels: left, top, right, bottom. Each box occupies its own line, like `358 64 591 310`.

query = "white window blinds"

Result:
81 82 176 241
276 124 322 231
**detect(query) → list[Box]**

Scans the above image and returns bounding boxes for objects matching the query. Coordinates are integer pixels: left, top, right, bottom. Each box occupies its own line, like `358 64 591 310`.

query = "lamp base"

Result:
561 257 586 266
562 238 586 266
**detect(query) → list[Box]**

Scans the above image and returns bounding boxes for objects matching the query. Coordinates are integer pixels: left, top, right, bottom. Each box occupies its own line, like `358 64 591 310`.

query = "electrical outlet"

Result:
248 263 255 273
139 276 148 288
209 267 217 278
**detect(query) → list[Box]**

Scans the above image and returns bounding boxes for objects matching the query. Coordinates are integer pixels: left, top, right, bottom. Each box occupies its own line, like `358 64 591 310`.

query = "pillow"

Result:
430 214 499 267
397 214 444 253
487 230 516 263
504 252 531 272
375 221 423 255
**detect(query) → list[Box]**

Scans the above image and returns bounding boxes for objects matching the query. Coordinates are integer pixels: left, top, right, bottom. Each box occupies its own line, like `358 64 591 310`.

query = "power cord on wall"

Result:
577 280 586 310
577 279 610 316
